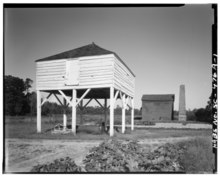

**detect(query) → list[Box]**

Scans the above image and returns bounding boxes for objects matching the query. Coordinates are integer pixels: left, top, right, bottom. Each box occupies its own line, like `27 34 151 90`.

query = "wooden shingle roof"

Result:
35 43 135 77
142 94 175 101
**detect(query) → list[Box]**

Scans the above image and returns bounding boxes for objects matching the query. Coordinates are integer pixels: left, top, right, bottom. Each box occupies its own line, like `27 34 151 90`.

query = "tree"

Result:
206 94 212 112
30 92 37 118
24 78 33 95
5 75 25 115
186 109 197 121
195 108 212 123
22 78 33 115
5 75 33 116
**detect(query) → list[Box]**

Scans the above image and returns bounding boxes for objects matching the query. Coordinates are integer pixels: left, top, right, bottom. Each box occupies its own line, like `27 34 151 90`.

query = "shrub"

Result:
31 157 82 172
83 139 184 172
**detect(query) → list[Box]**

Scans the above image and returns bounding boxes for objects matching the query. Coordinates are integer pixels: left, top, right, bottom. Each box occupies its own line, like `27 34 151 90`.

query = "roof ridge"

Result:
142 94 175 101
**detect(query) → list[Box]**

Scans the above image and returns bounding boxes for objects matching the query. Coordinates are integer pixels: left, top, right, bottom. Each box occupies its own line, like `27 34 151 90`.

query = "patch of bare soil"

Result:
138 136 195 151
5 139 101 173
4 136 196 173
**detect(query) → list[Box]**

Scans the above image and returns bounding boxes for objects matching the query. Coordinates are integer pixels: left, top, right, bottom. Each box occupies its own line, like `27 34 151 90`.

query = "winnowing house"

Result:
35 43 135 136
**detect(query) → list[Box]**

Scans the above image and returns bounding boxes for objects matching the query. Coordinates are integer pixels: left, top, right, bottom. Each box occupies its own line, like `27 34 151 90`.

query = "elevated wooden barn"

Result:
35 43 135 136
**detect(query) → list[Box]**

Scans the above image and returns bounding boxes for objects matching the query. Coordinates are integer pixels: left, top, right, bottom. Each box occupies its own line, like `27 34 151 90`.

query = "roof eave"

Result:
113 53 136 77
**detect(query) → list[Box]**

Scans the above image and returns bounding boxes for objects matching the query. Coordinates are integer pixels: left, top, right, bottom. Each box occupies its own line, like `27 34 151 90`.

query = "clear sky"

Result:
5 4 213 110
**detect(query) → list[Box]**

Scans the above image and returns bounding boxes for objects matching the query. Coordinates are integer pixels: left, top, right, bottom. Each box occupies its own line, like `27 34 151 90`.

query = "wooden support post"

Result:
80 100 83 124
104 98 107 129
122 94 126 134
131 98 134 131
72 89 77 135
110 87 114 137
63 98 67 131
37 90 41 133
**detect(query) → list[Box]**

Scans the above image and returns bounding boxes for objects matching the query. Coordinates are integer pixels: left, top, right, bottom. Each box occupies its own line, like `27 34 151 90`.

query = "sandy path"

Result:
4 136 195 173
5 138 102 173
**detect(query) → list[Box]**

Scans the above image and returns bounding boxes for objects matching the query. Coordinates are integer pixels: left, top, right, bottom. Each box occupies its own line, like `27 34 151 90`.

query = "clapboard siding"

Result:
36 55 115 89
114 80 134 97
36 60 66 88
36 54 135 96
79 56 114 86
113 56 135 97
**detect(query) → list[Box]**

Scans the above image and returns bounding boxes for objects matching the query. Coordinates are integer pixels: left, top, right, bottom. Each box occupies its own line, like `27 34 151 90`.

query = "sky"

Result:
5 4 213 110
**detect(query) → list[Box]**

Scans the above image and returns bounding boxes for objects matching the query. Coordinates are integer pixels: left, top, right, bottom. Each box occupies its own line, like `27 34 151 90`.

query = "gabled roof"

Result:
35 43 135 77
142 94 175 101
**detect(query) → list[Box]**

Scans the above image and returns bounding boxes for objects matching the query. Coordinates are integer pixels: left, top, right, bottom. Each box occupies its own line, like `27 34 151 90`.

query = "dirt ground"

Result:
4 136 196 173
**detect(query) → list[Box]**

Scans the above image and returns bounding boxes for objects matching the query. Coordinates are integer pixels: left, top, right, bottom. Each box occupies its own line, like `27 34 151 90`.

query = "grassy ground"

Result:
4 115 215 173
177 137 215 173
5 115 212 140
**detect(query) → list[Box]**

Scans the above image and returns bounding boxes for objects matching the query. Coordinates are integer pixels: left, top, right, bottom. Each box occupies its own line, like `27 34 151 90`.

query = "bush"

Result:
31 157 82 172
83 139 185 172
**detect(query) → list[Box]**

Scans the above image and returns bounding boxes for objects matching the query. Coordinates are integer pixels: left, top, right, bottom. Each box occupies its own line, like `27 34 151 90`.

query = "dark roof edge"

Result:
113 53 135 77
142 94 175 101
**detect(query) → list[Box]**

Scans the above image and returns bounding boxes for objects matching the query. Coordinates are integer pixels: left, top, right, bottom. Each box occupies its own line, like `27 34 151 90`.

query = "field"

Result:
4 115 215 173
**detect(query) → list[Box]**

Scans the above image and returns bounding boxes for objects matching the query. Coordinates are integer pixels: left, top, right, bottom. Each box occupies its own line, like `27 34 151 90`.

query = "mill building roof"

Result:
142 94 175 101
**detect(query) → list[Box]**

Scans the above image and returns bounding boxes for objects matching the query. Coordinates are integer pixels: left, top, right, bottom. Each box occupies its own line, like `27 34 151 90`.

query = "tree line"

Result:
4 75 212 123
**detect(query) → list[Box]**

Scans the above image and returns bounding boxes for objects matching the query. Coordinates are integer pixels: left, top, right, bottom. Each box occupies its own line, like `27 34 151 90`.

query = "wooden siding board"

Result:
79 80 113 86
114 57 133 78
113 56 135 96
114 79 134 97
36 64 66 68
36 72 65 76
36 59 66 65
80 71 113 77
79 66 113 72
114 68 134 89
36 67 66 71
115 58 133 77
114 70 134 88
79 57 113 63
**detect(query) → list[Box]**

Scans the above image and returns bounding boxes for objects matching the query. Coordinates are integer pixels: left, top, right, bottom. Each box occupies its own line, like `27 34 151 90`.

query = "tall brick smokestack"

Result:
178 84 186 121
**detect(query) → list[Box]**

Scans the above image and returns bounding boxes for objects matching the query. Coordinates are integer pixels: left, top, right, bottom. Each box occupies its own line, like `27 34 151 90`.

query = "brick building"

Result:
141 94 175 121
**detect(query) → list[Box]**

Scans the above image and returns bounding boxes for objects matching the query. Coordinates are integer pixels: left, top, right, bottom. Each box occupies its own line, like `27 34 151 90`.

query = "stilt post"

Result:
63 98 67 131
104 98 107 129
131 98 134 131
110 87 114 136
122 94 126 133
37 90 41 133
80 100 83 124
72 89 77 135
